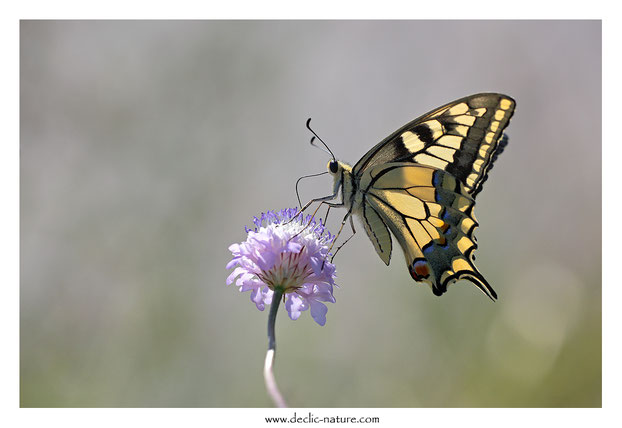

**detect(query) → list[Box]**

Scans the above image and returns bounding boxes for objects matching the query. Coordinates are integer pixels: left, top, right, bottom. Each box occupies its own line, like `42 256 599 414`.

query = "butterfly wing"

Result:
358 162 495 299
352 93 515 197
360 200 393 266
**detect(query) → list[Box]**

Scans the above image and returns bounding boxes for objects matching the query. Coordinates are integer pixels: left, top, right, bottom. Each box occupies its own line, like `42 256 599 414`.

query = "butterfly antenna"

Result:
306 118 336 161
295 171 328 208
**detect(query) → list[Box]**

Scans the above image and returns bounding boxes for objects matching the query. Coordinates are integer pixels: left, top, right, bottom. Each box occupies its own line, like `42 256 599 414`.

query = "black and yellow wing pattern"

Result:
352 93 515 299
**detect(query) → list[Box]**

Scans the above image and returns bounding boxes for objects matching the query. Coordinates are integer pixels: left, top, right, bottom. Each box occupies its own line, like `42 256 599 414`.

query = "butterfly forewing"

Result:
353 93 515 197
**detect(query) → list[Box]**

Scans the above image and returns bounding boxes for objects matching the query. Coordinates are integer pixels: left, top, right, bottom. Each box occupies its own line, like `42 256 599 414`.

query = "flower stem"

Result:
264 287 287 408
267 287 282 351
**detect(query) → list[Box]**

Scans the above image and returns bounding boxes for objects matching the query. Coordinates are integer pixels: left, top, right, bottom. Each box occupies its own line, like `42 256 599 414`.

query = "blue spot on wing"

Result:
432 171 442 187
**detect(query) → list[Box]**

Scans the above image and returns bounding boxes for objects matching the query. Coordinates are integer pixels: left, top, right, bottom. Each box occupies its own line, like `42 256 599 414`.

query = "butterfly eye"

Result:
329 160 339 174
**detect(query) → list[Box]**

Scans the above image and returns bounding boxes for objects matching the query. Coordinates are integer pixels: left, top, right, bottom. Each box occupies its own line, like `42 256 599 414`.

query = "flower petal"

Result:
239 278 262 292
255 250 276 271
309 300 328 326
285 294 306 320
225 258 240 270
235 272 255 287
250 288 266 311
226 267 245 285
309 256 325 276
285 241 303 253
311 283 336 303
263 288 274 305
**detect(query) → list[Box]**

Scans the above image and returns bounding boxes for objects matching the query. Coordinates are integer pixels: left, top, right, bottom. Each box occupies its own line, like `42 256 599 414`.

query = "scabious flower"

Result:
226 208 337 326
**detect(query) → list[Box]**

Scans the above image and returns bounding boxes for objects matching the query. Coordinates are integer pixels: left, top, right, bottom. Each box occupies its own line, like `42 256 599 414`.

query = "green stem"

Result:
264 286 287 407
267 287 284 351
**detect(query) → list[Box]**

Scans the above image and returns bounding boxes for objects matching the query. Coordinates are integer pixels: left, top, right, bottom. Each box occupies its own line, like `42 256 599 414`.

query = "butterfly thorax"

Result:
328 160 362 213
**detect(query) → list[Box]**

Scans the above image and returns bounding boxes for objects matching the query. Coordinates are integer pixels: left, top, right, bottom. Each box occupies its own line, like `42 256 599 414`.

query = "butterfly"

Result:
304 93 515 299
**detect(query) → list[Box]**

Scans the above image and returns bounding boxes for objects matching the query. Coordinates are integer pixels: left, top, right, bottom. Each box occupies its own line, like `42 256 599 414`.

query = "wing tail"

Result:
364 164 497 299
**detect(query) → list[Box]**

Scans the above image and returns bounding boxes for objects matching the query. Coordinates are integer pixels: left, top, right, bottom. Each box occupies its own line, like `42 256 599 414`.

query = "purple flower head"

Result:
227 208 337 326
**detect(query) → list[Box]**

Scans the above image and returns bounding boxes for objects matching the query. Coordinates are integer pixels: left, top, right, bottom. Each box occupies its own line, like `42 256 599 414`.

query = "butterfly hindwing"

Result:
353 93 515 197
358 163 496 299
361 201 392 265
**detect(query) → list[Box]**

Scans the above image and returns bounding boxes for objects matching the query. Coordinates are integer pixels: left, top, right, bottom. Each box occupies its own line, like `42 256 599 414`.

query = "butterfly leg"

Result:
322 205 331 229
327 216 356 265
320 208 354 270
285 191 341 245
297 191 342 216
285 190 340 227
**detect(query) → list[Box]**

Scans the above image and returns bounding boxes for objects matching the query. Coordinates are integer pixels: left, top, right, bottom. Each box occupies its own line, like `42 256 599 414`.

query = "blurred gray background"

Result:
21 20 601 407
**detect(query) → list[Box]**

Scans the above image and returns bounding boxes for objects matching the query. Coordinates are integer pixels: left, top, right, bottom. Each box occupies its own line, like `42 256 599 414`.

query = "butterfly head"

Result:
327 159 353 198
326 159 352 177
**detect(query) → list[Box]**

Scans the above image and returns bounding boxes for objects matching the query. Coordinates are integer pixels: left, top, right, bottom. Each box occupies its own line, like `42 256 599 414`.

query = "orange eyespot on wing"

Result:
410 260 431 281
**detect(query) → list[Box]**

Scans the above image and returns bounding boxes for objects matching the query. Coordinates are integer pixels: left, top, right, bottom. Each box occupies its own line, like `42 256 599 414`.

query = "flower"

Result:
227 208 337 326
